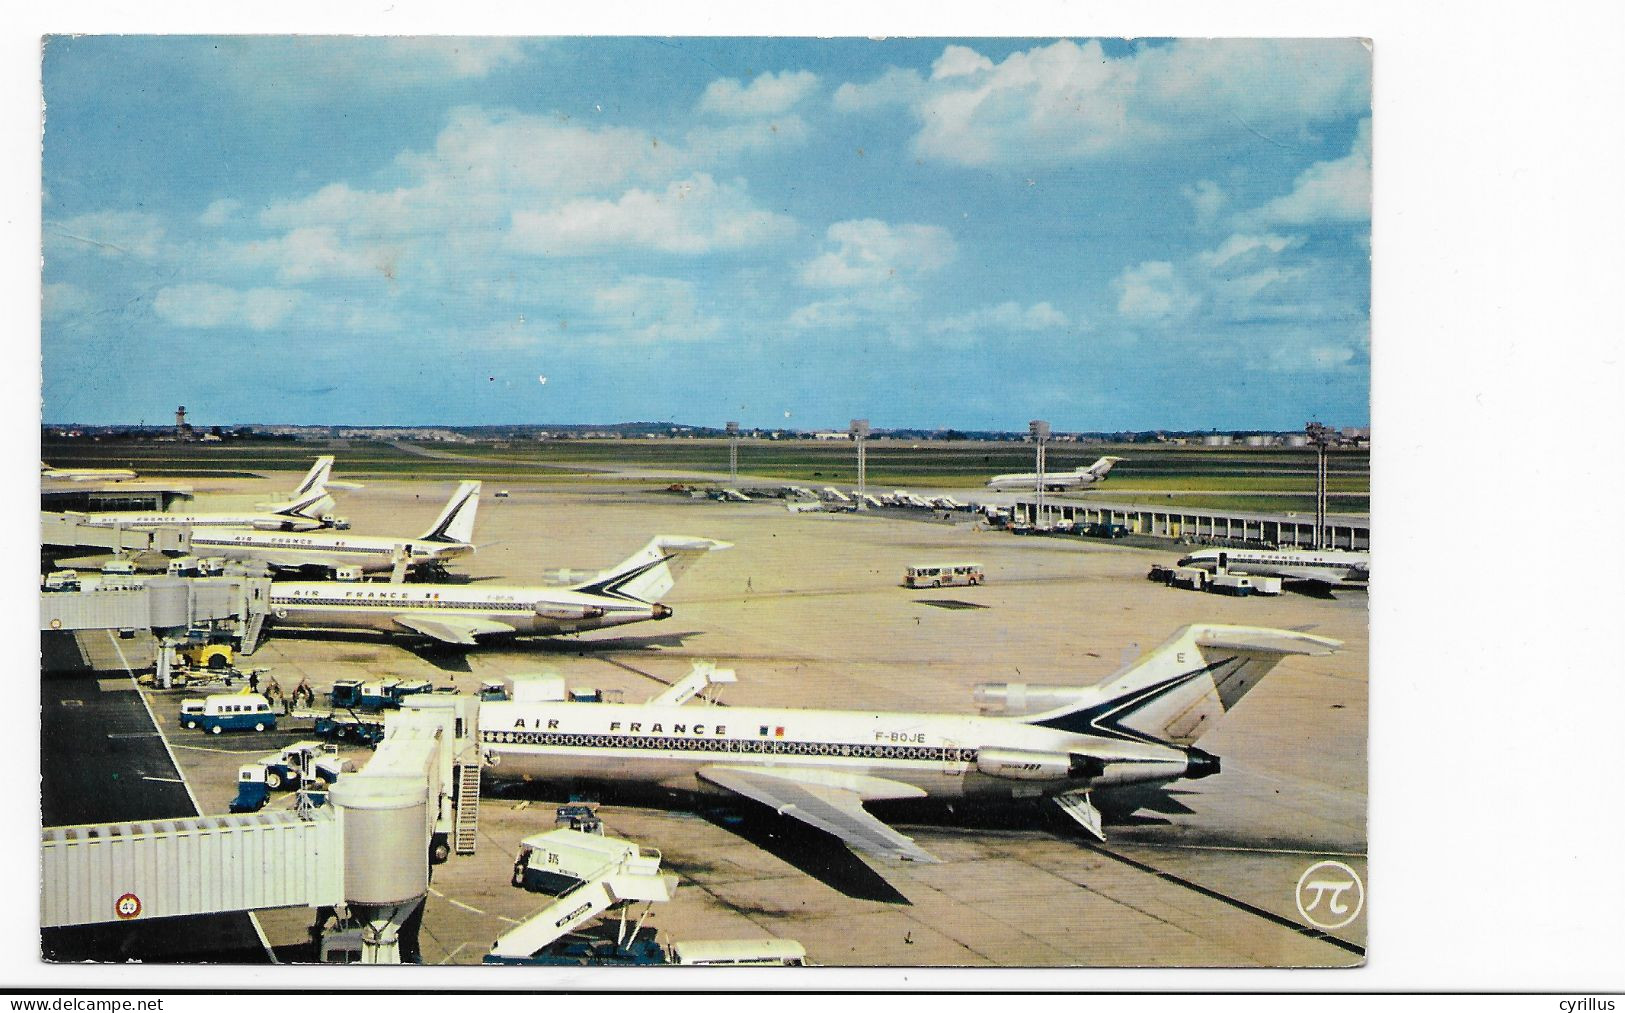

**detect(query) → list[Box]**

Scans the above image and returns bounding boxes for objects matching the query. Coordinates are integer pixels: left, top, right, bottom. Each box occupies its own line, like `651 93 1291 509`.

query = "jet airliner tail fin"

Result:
571 535 731 603
290 456 334 498
270 489 336 520
1023 624 1340 746
419 481 482 543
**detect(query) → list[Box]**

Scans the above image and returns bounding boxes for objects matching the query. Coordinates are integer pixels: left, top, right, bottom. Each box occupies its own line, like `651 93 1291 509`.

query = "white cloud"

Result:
152 283 303 331
685 116 811 160
929 301 1069 334
798 219 956 289
698 70 818 118
1181 180 1227 228
199 199 242 227
509 174 795 256
1244 118 1372 226
42 282 90 320
931 45 994 81
46 210 164 260
219 38 528 100
1114 261 1198 321
379 38 527 81
832 67 926 113
839 38 1370 167
589 275 721 343
227 107 793 285
1266 343 1358 372
1197 233 1298 269
221 226 401 284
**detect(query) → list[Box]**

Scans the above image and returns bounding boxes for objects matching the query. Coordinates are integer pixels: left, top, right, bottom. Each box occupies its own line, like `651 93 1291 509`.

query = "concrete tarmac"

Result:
130 470 1368 967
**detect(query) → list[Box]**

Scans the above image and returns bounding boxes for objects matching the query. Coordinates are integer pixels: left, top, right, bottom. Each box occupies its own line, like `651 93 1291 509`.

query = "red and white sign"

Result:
114 893 142 919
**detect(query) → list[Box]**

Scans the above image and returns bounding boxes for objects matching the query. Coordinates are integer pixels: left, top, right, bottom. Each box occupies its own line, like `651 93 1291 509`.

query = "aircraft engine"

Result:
1066 747 1220 788
535 604 607 622
251 518 289 531
974 748 1077 781
971 683 1090 715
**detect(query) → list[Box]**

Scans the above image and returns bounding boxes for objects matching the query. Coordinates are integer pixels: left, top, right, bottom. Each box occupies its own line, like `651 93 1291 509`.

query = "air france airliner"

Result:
68 457 339 532
476 623 1338 862
188 480 482 577
267 535 728 644
1177 547 1370 591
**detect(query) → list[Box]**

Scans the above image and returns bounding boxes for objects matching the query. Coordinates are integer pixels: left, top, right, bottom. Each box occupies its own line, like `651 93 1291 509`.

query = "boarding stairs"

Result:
488 829 678 960
453 762 481 855
239 606 267 656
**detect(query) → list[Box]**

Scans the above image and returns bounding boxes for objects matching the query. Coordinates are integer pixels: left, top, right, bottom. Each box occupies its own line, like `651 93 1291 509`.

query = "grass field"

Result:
42 437 1369 513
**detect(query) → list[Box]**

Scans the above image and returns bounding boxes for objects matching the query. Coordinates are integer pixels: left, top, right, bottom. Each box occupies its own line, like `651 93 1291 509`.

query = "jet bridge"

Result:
40 574 274 680
41 809 343 928
38 694 485 963
41 512 195 553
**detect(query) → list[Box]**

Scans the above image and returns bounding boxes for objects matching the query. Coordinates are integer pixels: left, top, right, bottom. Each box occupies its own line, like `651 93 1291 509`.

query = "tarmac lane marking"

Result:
428 887 491 918
141 776 187 784
171 743 268 755
106 732 163 739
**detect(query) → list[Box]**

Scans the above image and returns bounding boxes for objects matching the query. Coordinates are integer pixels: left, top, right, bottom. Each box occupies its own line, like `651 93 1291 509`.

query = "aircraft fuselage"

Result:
1177 548 1370 585
268 582 667 636
478 700 1195 801
187 531 470 573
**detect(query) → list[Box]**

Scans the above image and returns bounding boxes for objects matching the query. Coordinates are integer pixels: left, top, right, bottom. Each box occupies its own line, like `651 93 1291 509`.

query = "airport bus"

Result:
903 562 985 588
179 693 278 734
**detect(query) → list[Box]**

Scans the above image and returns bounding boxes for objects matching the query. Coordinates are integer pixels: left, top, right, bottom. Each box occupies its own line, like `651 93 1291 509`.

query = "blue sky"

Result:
41 36 1370 431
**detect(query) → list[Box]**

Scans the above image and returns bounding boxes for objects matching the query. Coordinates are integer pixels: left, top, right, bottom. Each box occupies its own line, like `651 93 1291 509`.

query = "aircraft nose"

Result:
652 604 673 620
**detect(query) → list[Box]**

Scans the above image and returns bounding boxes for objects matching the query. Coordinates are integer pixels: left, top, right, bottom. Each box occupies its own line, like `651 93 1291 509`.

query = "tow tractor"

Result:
230 741 356 813
330 678 438 712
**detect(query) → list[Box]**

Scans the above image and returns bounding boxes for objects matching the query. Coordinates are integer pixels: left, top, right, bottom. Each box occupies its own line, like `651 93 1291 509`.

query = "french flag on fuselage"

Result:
758 725 785 737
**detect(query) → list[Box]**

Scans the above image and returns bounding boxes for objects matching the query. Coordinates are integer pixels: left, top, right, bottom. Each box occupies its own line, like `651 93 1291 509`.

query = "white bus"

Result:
904 563 985 588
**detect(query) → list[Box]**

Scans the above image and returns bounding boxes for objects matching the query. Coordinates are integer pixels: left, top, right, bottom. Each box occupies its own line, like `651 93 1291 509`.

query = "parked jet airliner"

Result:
1177 547 1370 591
266 535 729 644
986 456 1125 492
187 481 482 578
41 461 138 482
476 623 1338 862
66 457 339 532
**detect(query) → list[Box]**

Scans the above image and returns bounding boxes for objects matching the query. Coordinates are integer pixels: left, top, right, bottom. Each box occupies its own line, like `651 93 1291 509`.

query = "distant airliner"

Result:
1176 547 1370 592
986 456 1125 492
267 535 729 644
476 623 1338 863
62 457 339 533
41 461 138 483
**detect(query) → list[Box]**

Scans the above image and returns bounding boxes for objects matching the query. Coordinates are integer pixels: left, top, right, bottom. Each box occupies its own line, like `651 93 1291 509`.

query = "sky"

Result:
40 36 1370 432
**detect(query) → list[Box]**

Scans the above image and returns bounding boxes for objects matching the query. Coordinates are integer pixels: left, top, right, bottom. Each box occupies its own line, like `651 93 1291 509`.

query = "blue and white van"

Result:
181 693 277 735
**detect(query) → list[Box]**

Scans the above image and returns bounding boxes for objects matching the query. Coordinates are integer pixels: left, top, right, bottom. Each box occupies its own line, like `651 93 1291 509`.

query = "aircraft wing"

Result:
391 615 515 645
696 765 939 863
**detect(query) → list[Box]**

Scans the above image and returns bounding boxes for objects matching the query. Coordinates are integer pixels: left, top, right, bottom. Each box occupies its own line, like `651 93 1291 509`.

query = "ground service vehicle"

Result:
904 563 984 588
179 642 233 670
180 693 277 734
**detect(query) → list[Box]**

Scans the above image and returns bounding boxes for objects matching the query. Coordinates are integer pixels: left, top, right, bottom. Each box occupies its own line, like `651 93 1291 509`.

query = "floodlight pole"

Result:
1306 421 1334 549
726 421 740 485
1030 420 1050 527
850 419 870 509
